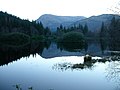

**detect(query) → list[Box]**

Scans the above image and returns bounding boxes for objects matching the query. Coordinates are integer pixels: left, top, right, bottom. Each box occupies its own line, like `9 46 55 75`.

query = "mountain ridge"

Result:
36 14 86 31
71 14 120 32
36 14 120 32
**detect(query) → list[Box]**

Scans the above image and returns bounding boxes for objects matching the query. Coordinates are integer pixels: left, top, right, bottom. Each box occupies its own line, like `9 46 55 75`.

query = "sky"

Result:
0 0 119 21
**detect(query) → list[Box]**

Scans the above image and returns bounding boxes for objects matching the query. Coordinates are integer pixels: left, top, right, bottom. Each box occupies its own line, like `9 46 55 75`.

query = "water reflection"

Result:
52 58 101 71
41 42 85 58
0 55 116 90
100 39 108 54
0 39 120 66
0 39 120 90
57 42 85 52
0 41 50 66
109 37 120 51
52 55 120 71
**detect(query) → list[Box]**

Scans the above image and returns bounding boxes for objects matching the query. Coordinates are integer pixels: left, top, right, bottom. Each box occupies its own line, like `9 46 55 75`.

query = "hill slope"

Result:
70 14 120 32
36 14 120 32
36 14 86 31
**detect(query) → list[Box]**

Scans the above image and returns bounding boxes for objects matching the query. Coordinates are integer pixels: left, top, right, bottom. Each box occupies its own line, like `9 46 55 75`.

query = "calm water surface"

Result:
0 40 120 90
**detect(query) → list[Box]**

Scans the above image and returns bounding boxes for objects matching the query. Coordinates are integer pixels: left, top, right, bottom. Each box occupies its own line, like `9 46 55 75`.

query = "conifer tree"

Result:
83 23 88 35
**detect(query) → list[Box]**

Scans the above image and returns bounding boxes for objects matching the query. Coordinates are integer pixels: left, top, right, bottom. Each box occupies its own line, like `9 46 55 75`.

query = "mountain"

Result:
36 14 86 31
70 14 120 32
36 14 120 32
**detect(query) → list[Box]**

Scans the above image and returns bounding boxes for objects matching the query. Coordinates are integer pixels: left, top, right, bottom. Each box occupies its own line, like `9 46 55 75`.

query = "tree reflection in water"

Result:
0 41 51 66
57 42 86 52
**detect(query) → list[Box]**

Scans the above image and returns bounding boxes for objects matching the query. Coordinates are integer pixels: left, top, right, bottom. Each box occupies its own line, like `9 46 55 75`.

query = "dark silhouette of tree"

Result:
100 22 108 39
109 17 120 40
108 16 120 51
60 24 63 30
83 23 88 35
44 27 51 37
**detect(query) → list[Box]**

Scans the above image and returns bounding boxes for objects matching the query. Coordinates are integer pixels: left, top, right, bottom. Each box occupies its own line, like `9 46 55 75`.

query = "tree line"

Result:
0 11 51 38
0 11 120 43
56 23 89 37
99 16 120 40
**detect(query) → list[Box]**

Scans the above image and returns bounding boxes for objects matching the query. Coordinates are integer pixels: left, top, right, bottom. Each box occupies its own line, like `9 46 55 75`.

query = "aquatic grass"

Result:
28 87 33 90
13 84 22 90
13 84 54 90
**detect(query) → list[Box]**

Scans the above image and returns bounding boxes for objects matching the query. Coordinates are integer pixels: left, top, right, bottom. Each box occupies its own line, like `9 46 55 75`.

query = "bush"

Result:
57 32 85 52
31 35 45 41
58 32 85 43
0 32 30 45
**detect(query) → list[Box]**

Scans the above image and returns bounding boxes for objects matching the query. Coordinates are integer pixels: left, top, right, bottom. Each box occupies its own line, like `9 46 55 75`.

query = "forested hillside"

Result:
0 11 51 37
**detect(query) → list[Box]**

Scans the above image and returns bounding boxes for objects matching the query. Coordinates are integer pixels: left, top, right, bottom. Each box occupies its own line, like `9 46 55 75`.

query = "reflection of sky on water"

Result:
0 54 117 90
0 39 120 90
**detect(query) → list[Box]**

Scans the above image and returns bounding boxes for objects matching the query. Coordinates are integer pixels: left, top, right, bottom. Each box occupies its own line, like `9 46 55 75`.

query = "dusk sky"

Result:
0 0 119 21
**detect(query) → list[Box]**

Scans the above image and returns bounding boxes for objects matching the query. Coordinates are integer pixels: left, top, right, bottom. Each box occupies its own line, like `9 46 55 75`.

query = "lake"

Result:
0 40 120 90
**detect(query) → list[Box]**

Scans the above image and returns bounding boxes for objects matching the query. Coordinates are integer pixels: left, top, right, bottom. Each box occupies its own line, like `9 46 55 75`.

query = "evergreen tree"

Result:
83 23 88 35
60 24 63 30
100 22 105 38
44 27 51 37
109 16 120 41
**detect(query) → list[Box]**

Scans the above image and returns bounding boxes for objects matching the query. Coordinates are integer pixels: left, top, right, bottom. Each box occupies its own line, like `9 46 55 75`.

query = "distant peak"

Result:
40 14 86 18
40 14 57 17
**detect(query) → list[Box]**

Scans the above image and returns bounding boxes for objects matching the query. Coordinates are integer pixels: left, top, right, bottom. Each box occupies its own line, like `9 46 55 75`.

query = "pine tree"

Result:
109 16 120 41
83 23 88 35
100 22 105 38
44 27 51 37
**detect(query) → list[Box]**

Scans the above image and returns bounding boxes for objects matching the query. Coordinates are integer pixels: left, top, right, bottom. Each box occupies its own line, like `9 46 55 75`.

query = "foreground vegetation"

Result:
14 84 54 90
